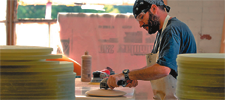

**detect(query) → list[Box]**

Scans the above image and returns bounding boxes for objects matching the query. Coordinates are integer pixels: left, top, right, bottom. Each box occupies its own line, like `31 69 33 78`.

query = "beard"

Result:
147 11 160 34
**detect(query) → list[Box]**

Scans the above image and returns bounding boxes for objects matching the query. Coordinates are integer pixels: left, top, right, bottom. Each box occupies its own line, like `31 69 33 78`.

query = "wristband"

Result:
122 69 130 80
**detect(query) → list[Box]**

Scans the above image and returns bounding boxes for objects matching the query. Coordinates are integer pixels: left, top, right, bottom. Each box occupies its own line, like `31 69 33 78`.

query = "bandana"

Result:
133 0 170 18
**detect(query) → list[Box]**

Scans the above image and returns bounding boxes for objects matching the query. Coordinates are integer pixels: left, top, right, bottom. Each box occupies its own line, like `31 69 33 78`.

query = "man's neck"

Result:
159 12 169 30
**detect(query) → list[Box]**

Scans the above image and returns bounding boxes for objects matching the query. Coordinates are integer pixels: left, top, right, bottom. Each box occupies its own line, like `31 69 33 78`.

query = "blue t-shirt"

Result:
152 17 197 78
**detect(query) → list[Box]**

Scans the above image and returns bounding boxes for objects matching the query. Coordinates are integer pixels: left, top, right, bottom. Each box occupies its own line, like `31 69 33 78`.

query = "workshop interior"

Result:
0 0 224 100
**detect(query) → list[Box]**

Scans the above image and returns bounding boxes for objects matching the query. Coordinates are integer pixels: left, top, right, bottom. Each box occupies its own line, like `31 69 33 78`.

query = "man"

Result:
107 0 197 99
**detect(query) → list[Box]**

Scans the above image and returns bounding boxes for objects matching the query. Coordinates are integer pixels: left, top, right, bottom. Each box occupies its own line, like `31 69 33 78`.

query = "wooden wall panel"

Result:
220 14 225 53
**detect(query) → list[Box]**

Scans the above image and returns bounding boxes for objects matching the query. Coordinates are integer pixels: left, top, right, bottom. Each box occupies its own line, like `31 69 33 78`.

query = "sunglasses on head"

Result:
135 4 152 21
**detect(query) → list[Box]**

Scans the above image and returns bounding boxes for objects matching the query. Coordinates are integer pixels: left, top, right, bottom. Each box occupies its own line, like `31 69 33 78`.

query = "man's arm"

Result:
107 63 171 89
129 63 171 80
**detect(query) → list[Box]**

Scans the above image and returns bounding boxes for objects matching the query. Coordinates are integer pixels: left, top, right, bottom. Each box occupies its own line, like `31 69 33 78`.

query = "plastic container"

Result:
81 51 92 82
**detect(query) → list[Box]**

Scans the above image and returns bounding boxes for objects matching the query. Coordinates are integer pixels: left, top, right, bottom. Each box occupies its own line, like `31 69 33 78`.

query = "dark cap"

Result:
133 0 170 18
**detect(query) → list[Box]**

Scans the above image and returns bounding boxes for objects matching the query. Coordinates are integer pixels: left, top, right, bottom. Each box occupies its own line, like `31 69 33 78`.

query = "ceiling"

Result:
19 0 136 6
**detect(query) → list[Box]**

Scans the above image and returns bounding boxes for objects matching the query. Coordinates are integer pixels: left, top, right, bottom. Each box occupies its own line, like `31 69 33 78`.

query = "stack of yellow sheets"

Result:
176 53 225 100
0 46 76 99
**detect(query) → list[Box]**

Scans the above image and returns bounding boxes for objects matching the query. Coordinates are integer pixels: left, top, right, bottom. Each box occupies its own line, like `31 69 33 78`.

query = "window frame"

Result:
8 0 167 46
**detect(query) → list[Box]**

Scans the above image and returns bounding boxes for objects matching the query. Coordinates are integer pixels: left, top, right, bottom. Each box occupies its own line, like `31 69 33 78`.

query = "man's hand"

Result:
126 80 138 88
107 73 138 90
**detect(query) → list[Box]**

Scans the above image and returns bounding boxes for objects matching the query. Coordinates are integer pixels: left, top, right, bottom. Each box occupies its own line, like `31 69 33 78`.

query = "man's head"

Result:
133 0 170 34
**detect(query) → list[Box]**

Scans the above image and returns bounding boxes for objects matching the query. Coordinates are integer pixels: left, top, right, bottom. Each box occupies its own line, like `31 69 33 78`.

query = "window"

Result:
0 0 7 45
15 0 134 53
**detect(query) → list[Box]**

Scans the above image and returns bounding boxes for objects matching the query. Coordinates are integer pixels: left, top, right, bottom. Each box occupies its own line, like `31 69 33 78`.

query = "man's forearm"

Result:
128 63 171 80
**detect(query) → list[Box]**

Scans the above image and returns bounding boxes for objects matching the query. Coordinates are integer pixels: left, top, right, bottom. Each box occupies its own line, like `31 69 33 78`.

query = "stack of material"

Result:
0 46 76 99
176 53 225 100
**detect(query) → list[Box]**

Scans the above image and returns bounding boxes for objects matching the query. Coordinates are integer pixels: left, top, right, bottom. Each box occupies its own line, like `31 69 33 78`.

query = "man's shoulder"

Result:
163 17 193 38
169 17 186 26
167 17 190 31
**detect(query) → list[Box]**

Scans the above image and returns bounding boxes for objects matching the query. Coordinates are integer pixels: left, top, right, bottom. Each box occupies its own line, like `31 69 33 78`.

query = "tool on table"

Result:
91 67 115 83
100 78 132 90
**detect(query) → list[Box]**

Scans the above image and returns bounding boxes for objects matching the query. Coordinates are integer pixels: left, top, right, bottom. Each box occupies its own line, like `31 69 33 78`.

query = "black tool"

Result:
100 78 132 90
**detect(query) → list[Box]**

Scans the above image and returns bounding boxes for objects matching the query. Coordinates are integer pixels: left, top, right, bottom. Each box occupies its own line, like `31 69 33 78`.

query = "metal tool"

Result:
100 78 132 90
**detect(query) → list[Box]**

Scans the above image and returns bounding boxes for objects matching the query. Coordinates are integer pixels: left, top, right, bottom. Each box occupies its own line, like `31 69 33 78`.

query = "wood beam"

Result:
6 0 17 45
164 0 167 5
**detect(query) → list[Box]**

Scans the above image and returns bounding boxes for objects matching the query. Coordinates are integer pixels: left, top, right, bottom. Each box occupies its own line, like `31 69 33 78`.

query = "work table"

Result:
75 78 135 100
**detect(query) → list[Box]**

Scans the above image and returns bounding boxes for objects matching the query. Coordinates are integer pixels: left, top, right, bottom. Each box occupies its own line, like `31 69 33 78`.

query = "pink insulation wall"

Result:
57 1 224 99
58 13 155 99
